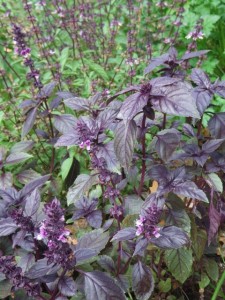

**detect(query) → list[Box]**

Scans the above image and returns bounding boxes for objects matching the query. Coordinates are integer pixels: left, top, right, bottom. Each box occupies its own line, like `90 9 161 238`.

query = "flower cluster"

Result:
135 205 162 240
9 208 34 235
0 256 40 297
12 24 42 88
36 199 75 268
110 204 124 221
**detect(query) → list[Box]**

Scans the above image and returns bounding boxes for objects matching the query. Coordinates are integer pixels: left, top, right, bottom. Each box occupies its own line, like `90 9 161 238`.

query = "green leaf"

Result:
0 280 12 299
158 278 171 293
61 157 73 181
206 173 223 193
203 258 219 282
60 47 70 71
199 272 210 289
67 173 99 205
84 59 109 81
192 229 207 261
164 248 193 284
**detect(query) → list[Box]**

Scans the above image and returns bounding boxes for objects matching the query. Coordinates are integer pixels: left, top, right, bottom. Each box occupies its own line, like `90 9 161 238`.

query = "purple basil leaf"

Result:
183 123 196 137
119 92 146 120
17 169 41 185
192 88 213 115
111 227 136 242
173 181 208 202
58 276 77 297
87 210 102 228
191 68 211 87
55 133 80 147
64 97 90 111
150 77 181 87
97 107 119 128
57 91 76 99
18 99 36 109
72 209 85 220
147 165 169 183
50 96 63 110
55 297 68 300
132 261 154 300
208 201 221 246
0 217 18 236
154 128 181 161
5 152 32 165
208 113 225 138
133 238 148 256
53 114 77 134
19 174 50 200
10 141 34 154
114 120 137 171
97 255 116 273
67 174 99 205
151 82 200 118
75 249 98 265
25 258 60 279
38 81 56 98
96 142 121 174
202 139 224 153
12 230 26 248
17 253 35 273
22 107 38 138
84 271 126 300
150 226 189 249
116 274 130 292
35 129 49 139
144 53 170 74
102 219 114 231
76 229 109 254
0 172 12 190
213 80 225 97
108 86 140 101
181 50 209 60
24 188 40 216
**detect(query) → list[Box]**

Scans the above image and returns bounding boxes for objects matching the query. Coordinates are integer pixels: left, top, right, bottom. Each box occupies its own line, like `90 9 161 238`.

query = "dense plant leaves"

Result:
114 120 137 171
67 174 99 205
164 248 193 283
83 271 126 300
119 93 146 119
22 107 38 138
132 261 154 300
183 123 196 137
0 217 18 236
173 181 208 202
208 113 225 138
17 253 35 273
208 201 221 245
213 80 225 97
59 276 77 297
53 114 77 134
151 82 200 118
0 280 12 299
86 210 102 228
153 128 181 161
111 227 136 242
150 226 189 249
202 139 224 153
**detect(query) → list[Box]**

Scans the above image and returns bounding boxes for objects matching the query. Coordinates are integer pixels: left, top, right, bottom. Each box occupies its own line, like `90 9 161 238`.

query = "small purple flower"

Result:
79 139 91 151
186 30 204 40
110 204 124 221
